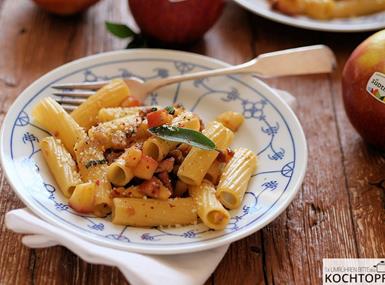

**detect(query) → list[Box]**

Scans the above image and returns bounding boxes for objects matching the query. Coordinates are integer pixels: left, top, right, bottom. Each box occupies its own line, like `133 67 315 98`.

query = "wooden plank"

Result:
250 17 360 284
0 1 44 284
0 180 32 285
27 0 130 283
1 0 384 284
190 3 266 285
0 0 129 284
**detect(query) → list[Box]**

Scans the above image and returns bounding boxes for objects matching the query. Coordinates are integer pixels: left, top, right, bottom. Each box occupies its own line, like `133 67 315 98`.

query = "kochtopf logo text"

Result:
323 259 385 284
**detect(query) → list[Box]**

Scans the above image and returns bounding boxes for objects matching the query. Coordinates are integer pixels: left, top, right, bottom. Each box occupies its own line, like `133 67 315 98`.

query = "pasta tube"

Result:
107 160 134 186
112 198 197 226
97 107 140 123
68 182 96 213
39 136 82 198
273 0 385 20
74 138 112 217
89 115 144 149
71 79 131 129
177 121 234 186
97 106 160 122
107 144 143 186
333 0 385 19
32 97 86 156
97 107 140 122
121 146 142 167
172 111 201 130
216 111 244 132
216 147 257 209
189 180 230 230
143 137 177 161
142 111 201 161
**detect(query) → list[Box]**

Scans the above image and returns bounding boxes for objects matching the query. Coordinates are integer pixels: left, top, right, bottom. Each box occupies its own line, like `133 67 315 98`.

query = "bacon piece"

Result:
178 144 191 156
158 171 172 191
155 157 175 173
168 149 183 163
139 177 162 198
217 148 235 163
105 149 124 164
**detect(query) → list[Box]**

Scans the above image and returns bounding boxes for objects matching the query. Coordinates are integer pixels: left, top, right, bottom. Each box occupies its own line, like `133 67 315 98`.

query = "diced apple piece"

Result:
133 155 158 180
146 109 172 128
138 177 171 199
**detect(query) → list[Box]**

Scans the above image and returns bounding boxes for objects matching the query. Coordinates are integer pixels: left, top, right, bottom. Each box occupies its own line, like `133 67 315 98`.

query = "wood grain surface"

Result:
0 1 384 284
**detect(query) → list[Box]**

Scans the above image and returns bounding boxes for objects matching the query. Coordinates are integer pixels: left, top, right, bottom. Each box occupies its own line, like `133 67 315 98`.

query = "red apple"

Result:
32 0 100 15
128 0 225 45
342 30 385 149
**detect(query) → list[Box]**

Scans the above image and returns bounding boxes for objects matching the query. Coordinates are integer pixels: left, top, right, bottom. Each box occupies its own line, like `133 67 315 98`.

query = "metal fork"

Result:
52 45 336 111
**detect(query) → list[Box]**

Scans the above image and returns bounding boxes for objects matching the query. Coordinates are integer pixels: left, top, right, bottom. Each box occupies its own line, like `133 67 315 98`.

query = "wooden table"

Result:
0 0 384 284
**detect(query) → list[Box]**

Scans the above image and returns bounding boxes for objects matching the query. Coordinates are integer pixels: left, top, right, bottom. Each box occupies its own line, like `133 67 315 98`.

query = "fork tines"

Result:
53 90 96 97
53 91 96 111
52 81 109 90
52 81 111 112
55 97 87 106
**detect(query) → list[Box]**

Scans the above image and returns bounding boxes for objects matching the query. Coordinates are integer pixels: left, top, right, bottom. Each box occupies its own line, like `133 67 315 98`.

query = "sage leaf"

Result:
105 22 135 38
148 126 216 151
164 106 175 115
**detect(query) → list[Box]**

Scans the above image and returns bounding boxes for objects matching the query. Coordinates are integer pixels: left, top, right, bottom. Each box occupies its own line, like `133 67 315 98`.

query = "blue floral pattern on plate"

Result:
1 50 307 254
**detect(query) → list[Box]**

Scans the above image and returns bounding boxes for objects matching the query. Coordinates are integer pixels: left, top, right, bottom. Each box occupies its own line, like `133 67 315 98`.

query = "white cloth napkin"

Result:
6 209 228 285
5 88 296 285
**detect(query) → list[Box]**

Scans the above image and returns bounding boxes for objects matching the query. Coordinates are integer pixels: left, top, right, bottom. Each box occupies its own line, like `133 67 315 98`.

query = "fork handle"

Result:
143 45 336 93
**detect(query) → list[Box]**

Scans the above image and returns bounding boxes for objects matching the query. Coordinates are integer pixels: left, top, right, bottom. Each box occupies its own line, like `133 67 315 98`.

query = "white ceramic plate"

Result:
0 49 307 254
234 0 385 32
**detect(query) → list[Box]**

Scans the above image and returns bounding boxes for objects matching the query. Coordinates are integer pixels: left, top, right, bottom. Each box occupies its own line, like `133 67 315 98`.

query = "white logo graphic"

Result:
323 259 385 284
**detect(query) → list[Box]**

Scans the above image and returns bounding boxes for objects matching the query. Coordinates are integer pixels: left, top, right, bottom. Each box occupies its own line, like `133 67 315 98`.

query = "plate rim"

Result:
234 0 385 32
0 49 308 254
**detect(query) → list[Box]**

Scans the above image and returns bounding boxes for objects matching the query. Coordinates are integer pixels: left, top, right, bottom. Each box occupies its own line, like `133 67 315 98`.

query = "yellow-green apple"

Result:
128 0 225 45
342 30 385 149
32 0 100 15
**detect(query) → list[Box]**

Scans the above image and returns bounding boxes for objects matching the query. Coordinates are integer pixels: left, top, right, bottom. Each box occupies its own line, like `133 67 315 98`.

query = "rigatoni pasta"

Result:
39 136 82 197
89 115 146 149
32 97 86 156
33 78 257 230
68 182 96 213
189 180 230 230
177 121 234 186
71 79 131 129
143 137 177 161
107 160 135 186
97 106 158 122
216 147 257 209
216 111 245 132
271 0 385 20
142 111 200 161
112 198 197 226
74 138 112 217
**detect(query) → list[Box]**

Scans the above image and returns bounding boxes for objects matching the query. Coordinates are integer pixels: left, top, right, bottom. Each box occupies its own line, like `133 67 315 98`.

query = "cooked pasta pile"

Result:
33 79 257 230
270 0 385 20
